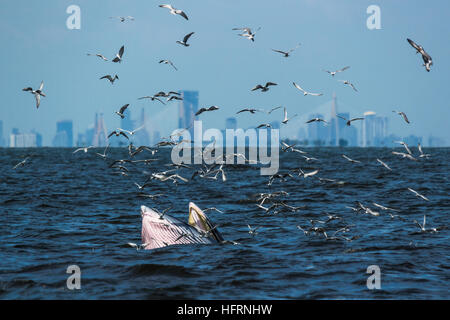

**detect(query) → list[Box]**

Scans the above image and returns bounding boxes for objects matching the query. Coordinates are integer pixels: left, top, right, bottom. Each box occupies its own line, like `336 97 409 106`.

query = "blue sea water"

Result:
0 147 448 299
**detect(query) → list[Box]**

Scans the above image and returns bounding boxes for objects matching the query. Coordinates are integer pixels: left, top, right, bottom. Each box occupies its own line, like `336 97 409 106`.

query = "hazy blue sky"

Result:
1 0 449 145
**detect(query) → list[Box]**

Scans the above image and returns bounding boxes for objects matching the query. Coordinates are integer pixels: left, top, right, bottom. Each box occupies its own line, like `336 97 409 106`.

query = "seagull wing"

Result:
183 32 194 43
39 81 44 91
34 93 41 108
292 82 305 93
265 82 277 87
337 66 350 73
118 45 124 58
407 38 421 51
400 112 410 124
119 104 130 114
178 10 189 20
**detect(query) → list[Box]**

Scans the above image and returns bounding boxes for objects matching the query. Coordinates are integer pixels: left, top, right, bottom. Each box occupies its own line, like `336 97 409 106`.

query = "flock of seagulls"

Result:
15 4 443 250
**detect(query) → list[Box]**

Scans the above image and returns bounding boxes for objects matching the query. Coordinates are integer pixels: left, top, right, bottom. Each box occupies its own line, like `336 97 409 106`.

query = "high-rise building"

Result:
92 113 108 147
225 117 237 130
328 93 339 146
360 111 388 147
133 108 150 146
0 120 4 147
121 109 134 133
308 113 328 146
9 129 38 147
178 91 199 136
53 120 73 147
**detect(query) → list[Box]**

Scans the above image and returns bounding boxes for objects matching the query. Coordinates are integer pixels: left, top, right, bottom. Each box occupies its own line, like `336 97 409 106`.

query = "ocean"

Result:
0 147 448 299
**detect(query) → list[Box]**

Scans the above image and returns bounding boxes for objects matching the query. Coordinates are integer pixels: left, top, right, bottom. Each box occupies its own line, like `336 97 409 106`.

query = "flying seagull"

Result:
293 82 323 96
233 27 260 42
248 225 261 236
323 66 350 77
392 110 410 124
342 154 361 163
176 32 194 47
377 158 392 171
195 106 219 116
251 82 277 92
338 80 358 92
108 130 129 140
337 115 364 126
256 123 272 129
394 141 412 155
159 59 178 70
306 117 328 124
118 125 145 136
87 53 108 61
109 16 134 22
408 188 429 201
418 143 430 158
271 43 301 57
100 74 119 84
112 45 125 63
236 108 264 114
22 81 46 109
115 104 130 119
159 4 188 20
13 157 30 169
407 38 433 72
73 146 94 154
282 107 297 124
138 95 166 105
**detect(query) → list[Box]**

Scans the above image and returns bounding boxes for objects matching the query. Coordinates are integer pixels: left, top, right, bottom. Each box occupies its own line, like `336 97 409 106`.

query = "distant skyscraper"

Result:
9 129 38 147
225 117 237 130
308 113 328 145
134 108 150 146
361 111 388 147
178 90 198 136
121 109 134 133
92 113 108 147
0 120 4 147
328 93 339 146
337 112 358 146
53 120 73 147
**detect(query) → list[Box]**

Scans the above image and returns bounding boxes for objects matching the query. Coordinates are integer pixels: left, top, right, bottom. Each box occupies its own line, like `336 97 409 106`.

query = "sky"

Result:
0 0 449 146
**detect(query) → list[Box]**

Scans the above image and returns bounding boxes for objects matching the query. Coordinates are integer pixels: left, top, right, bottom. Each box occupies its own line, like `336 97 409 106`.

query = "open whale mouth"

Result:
140 203 223 250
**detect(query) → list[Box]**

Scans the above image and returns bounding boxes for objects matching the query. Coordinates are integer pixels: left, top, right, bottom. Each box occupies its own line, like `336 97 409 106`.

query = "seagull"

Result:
154 91 181 97
323 66 350 77
236 108 264 114
176 32 194 47
256 123 272 129
22 81 46 109
408 188 429 201
342 154 361 163
306 117 328 124
108 130 129 140
337 115 364 126
96 144 110 159
138 95 166 105
293 82 323 96
109 16 134 22
392 151 417 161
100 74 119 84
271 43 300 57
372 202 400 212
73 146 94 154
407 38 433 72
158 4 188 20
392 110 410 124
418 143 430 158
267 106 283 114
338 80 358 92
166 95 183 103
233 27 260 42
87 53 108 61
413 215 440 233
195 106 219 116
13 157 30 169
299 169 319 178
394 141 412 155
301 155 318 162
251 82 277 92
281 142 307 154
376 158 392 171
118 125 145 136
115 104 130 119
159 59 178 70
112 45 125 63
282 107 297 124
248 225 261 236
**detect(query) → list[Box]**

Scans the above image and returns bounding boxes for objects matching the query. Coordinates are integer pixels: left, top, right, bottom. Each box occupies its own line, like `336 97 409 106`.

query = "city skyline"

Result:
1 1 449 147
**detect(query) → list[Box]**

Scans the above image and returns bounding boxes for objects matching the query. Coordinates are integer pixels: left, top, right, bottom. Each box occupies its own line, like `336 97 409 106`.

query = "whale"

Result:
141 202 223 250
